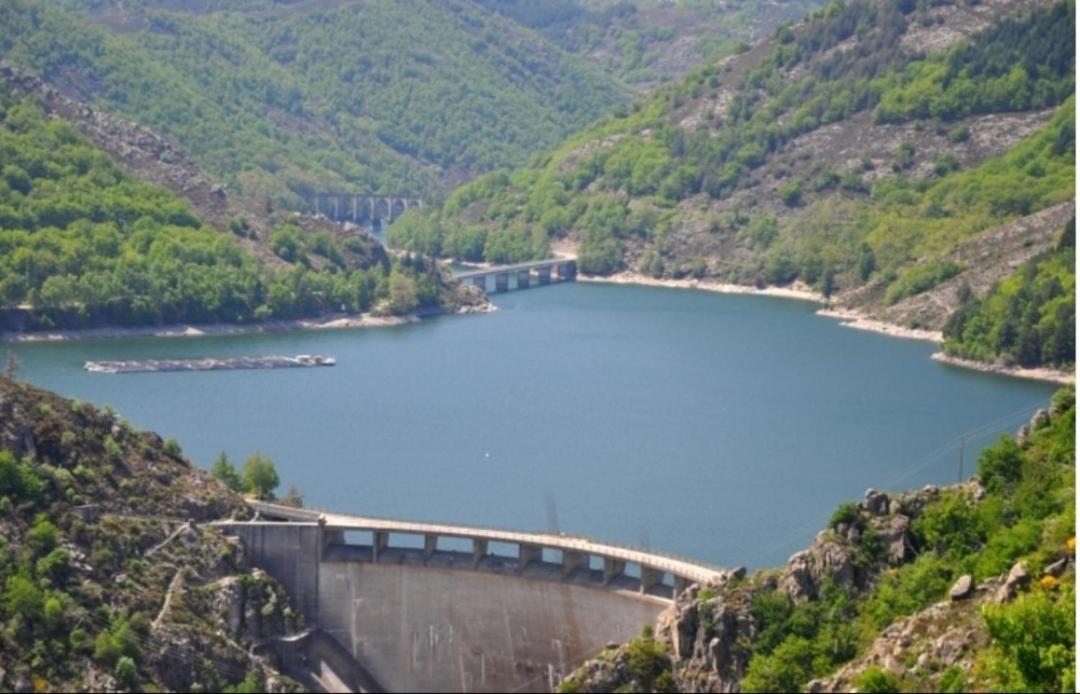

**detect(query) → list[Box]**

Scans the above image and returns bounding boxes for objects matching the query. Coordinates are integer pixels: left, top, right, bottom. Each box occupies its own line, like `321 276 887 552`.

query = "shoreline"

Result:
577 271 825 303
815 308 943 343
0 303 497 343
931 352 1074 385
577 271 1073 385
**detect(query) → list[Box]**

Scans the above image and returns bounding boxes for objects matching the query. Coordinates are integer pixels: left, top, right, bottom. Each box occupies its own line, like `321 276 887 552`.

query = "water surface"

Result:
10 283 1055 568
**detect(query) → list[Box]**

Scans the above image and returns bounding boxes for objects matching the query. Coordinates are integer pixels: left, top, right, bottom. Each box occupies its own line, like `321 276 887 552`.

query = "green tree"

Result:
281 484 304 509
210 452 243 492
2 574 44 623
242 453 280 500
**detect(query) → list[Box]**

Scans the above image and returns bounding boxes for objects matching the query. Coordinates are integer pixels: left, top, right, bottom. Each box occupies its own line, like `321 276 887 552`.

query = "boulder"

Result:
1044 557 1068 577
994 562 1031 603
864 488 891 516
949 575 974 601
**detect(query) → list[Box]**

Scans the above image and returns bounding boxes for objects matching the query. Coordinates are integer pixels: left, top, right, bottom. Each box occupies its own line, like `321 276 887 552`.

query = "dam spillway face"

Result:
221 504 729 692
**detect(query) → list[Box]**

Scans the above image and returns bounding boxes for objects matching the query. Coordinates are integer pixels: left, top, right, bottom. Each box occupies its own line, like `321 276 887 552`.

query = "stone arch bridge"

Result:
312 192 423 227
217 501 732 693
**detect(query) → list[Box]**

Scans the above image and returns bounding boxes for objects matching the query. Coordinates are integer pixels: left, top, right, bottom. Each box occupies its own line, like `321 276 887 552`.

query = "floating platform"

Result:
84 354 336 374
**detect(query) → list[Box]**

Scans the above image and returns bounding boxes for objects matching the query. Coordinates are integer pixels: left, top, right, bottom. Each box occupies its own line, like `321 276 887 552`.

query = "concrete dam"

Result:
218 502 732 693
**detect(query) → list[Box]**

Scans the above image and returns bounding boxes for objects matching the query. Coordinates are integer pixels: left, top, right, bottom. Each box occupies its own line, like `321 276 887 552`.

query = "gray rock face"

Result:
781 533 857 600
864 488 891 516
875 514 913 564
653 587 756 692
994 562 1031 603
949 575 974 600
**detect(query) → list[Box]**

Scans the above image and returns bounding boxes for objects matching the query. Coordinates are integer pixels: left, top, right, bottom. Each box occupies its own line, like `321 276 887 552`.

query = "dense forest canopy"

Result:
0 0 630 208
0 82 450 329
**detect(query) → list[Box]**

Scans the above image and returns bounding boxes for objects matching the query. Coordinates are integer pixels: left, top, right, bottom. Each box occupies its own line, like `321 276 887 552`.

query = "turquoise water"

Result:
9 283 1055 568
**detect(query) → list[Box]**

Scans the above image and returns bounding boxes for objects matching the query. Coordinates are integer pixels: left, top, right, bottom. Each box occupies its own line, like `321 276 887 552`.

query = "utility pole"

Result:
957 437 965 483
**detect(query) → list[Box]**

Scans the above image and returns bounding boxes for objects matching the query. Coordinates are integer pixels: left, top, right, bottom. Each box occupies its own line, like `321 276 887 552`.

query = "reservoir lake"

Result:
9 283 1056 569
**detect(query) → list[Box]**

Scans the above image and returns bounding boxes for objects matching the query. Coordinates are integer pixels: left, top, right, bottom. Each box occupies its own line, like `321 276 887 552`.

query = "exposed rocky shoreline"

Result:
932 352 1075 385
0 303 496 343
578 271 1074 384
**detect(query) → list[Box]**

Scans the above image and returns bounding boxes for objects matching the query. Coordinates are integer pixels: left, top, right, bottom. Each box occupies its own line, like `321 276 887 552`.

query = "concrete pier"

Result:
454 258 575 295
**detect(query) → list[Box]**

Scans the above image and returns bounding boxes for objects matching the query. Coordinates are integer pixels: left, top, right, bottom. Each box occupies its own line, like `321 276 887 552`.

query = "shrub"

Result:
978 435 1025 493
852 666 900 693
981 586 1075 692
939 665 967 692
828 501 860 530
26 516 59 556
115 656 138 690
163 438 183 458
778 180 803 207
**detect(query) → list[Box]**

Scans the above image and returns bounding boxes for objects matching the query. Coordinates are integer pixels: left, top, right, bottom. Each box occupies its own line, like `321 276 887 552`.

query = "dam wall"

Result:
219 507 730 692
317 558 664 692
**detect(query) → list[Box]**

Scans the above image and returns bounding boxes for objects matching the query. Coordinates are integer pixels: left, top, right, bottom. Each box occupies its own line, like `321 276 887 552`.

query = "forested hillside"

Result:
944 220 1075 369
0 81 470 331
476 0 822 90
0 0 627 208
399 0 1074 367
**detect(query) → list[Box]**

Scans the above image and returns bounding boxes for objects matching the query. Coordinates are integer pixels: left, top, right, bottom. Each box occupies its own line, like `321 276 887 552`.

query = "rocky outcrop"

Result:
0 377 302 692
781 484 952 601
655 590 755 693
563 480 988 692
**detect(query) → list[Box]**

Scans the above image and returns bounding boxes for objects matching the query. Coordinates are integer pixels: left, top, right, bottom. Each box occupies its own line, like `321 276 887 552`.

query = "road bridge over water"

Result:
454 258 577 294
217 501 732 692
